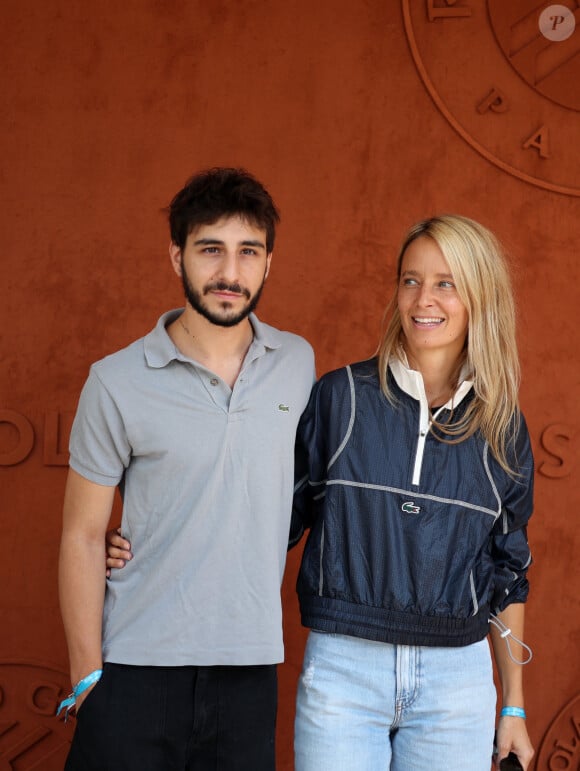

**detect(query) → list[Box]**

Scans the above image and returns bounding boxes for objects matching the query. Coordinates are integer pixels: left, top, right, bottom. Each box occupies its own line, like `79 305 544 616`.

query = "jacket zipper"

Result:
412 402 446 486
412 396 430 486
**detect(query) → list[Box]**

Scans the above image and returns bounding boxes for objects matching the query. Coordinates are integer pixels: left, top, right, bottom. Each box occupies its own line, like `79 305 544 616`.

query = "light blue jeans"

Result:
294 632 496 771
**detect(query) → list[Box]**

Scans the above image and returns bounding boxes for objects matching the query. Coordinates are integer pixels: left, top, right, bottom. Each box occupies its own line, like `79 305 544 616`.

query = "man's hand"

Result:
105 527 133 577
74 681 98 713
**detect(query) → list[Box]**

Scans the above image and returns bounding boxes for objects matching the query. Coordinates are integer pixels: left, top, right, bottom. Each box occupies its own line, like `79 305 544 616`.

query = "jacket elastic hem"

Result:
299 596 491 648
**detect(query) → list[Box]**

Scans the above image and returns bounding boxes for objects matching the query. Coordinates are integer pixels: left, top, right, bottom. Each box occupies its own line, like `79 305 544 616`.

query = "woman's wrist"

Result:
500 706 526 719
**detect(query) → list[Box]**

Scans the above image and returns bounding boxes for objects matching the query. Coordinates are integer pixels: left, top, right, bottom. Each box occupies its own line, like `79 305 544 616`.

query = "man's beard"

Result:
180 259 266 328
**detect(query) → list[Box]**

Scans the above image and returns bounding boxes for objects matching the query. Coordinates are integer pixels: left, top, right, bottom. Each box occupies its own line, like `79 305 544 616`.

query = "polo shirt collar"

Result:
144 309 282 369
248 313 283 352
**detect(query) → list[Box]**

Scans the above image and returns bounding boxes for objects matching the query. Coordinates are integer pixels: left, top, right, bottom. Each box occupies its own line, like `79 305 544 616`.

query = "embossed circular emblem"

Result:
402 0 580 196
0 661 73 769
536 692 580 770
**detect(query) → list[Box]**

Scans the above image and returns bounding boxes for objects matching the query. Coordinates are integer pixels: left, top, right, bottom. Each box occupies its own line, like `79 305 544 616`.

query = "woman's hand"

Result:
105 527 132 577
495 716 534 770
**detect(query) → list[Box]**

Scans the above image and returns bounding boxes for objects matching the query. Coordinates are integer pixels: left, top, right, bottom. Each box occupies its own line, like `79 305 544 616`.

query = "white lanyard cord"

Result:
489 614 533 665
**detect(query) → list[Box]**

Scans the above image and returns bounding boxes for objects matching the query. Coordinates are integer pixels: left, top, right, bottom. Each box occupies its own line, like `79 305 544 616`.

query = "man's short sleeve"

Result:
69 365 131 486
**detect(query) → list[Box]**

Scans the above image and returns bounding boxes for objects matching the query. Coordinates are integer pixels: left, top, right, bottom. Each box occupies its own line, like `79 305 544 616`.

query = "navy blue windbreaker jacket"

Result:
292 357 534 648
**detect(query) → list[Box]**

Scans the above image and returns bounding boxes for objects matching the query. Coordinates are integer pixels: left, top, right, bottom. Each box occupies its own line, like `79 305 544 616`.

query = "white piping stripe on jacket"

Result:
328 365 356 470
309 478 502 519
483 443 502 514
469 570 479 616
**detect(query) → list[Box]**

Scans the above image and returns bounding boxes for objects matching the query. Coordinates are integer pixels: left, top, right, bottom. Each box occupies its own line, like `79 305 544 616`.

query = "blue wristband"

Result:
501 706 526 719
57 669 103 720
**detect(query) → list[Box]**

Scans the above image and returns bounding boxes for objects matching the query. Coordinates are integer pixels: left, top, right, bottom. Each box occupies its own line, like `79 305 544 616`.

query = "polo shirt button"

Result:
210 378 219 386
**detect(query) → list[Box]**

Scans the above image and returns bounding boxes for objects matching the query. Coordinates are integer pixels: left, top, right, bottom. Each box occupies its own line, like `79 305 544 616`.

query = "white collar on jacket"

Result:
388 353 474 410
388 353 475 485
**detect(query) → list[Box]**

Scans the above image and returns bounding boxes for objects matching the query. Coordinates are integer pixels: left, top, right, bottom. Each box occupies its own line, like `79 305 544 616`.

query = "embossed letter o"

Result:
0 409 35 465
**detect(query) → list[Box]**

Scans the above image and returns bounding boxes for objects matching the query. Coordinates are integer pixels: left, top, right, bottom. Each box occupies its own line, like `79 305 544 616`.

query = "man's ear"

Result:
265 252 273 280
169 242 182 277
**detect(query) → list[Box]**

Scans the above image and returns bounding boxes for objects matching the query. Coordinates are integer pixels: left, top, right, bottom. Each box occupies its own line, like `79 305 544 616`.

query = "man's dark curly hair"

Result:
167 167 280 252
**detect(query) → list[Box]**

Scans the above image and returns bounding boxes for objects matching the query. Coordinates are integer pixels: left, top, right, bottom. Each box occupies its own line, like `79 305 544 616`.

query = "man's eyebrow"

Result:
240 240 266 248
192 237 225 246
192 238 266 248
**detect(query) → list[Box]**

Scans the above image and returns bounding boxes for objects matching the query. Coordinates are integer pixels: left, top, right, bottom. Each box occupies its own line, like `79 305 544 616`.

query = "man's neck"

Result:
167 309 255 388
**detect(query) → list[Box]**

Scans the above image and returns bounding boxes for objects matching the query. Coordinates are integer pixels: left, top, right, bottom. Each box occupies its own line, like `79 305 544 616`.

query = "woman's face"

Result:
397 236 469 364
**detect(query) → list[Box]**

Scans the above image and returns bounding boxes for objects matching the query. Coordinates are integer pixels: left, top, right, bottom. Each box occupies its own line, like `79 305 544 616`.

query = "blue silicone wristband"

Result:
57 669 103 719
501 706 526 719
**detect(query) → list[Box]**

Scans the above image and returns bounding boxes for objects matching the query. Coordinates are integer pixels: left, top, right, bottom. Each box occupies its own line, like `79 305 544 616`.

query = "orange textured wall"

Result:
0 1 578 768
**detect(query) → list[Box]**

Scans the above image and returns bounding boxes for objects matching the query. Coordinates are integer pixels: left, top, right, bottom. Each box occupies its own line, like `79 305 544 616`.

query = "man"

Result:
58 167 315 770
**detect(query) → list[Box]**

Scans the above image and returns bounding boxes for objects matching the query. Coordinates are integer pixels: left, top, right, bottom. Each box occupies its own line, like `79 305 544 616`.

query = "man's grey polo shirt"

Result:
69 310 315 666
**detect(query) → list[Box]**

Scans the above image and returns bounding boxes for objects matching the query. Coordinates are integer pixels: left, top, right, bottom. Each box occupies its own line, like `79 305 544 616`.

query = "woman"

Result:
291 215 534 771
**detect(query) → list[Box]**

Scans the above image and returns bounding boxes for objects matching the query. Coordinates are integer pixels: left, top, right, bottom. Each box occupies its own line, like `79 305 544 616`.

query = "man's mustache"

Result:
204 281 251 299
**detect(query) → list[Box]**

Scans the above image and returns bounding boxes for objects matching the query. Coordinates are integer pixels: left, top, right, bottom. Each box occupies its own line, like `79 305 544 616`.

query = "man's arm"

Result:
59 468 116 710
490 603 534 770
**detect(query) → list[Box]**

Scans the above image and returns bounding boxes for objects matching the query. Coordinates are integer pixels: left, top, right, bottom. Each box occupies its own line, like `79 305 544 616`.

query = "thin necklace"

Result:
179 317 195 341
179 316 252 364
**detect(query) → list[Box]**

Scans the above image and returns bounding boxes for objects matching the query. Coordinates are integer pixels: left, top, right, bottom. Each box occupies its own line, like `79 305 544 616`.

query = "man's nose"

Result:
216 251 240 283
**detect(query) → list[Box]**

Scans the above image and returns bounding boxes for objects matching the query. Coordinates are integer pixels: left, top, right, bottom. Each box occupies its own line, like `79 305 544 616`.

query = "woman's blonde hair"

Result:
377 214 521 473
